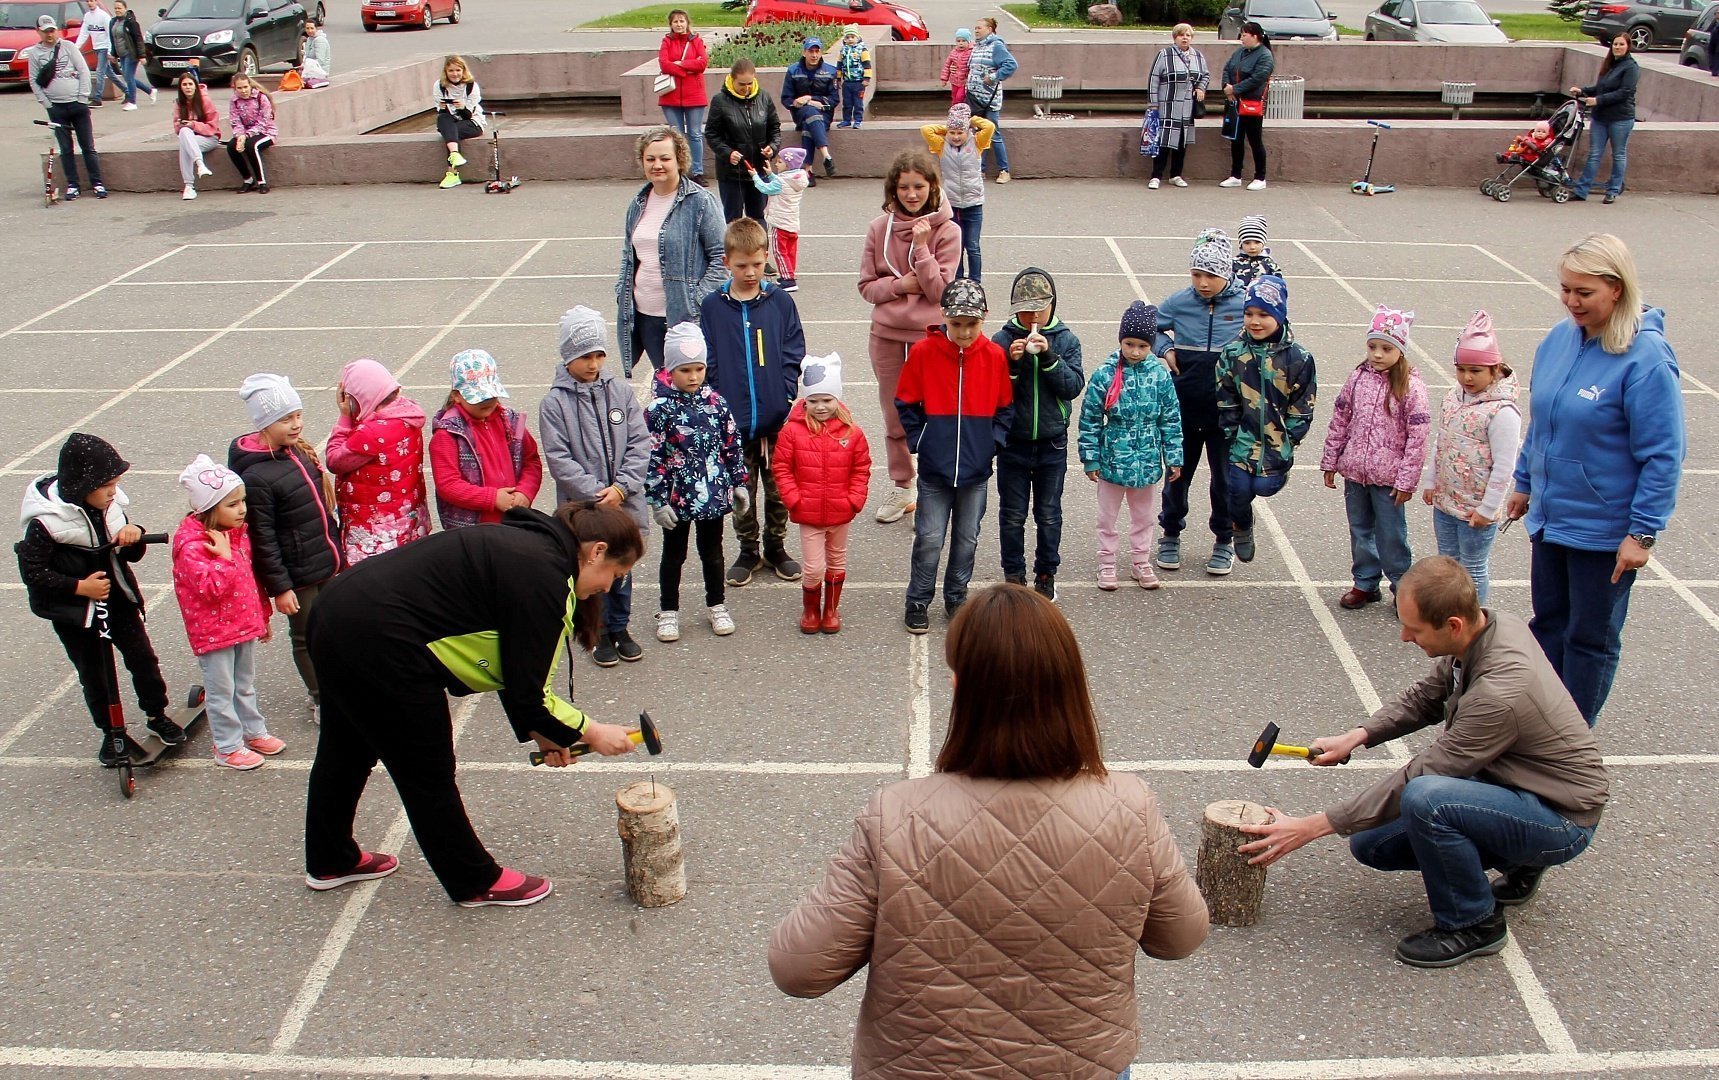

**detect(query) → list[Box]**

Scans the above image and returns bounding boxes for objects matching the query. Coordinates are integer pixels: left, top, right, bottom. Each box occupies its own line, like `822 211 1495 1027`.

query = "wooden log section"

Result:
616 780 687 908
1196 799 1272 927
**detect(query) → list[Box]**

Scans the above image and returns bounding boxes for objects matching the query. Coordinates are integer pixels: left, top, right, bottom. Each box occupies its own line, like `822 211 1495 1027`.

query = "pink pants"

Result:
799 522 851 581
1096 480 1161 571
868 332 915 486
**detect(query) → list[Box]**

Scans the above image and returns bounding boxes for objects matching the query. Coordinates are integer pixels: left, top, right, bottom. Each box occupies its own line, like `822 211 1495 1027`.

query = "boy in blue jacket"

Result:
990 266 1085 601
701 217 806 586
1153 228 1247 576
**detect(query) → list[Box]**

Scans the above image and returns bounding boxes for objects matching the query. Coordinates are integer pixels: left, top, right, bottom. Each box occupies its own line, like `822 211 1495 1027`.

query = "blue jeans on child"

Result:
1574 117 1633 199
996 437 1066 580
907 478 988 610
1224 464 1287 533
1348 774 1596 930
1528 534 1635 726
1345 481 1412 593
1432 507 1499 604
952 203 983 280
605 572 634 636
199 640 269 754
660 105 707 176
840 79 865 125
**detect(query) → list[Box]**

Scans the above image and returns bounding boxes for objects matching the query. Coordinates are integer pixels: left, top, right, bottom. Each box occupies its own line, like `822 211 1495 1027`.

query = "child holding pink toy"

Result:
327 358 431 565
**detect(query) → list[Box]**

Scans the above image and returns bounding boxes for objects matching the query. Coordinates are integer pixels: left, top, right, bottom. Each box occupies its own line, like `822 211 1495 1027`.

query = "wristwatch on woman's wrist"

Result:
1629 532 1656 549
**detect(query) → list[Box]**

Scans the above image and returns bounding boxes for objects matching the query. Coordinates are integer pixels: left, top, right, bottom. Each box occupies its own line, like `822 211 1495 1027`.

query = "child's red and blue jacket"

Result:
895 325 1014 488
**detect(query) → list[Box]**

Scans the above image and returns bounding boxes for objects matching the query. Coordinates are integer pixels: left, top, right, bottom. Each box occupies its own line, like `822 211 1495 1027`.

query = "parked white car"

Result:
1364 0 1509 41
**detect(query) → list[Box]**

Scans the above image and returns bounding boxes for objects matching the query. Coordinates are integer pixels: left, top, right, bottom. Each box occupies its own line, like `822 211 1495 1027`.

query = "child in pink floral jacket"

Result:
327 358 430 565
173 455 281 771
1320 305 1430 610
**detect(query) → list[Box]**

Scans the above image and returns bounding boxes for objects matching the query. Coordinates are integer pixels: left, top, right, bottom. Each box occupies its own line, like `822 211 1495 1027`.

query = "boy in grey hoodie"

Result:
539 306 652 667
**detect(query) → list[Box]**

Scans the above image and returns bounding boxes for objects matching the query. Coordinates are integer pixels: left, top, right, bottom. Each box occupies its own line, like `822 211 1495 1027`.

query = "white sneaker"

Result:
196 160 213 179
655 610 681 642
1219 177 1244 188
148 88 158 104
875 484 916 524
307 699 320 725
122 102 138 111
1248 178 1268 191
708 604 735 636
1170 176 1189 187
1147 177 1160 190
181 185 197 200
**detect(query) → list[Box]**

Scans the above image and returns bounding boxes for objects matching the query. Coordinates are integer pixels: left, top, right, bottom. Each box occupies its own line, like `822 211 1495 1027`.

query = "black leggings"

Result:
436 113 482 147
1230 114 1266 180
659 517 726 610
225 134 273 185
1152 145 1186 180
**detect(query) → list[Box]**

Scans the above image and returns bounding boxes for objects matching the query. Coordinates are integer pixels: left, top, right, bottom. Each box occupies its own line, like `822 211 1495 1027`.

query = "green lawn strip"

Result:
579 2 747 29
1496 13 1589 40
1000 3 1198 29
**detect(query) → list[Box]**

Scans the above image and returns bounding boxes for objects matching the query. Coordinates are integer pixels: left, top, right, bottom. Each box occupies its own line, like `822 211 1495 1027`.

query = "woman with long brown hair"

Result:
170 69 220 200
771 584 1208 1077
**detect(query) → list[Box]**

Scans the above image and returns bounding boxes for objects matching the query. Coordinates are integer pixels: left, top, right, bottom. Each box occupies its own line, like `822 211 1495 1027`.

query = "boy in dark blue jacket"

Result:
1152 228 1247 576
701 217 806 585
990 266 1085 601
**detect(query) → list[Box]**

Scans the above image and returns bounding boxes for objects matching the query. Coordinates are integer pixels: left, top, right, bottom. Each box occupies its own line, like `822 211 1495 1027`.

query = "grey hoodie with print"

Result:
538 363 652 533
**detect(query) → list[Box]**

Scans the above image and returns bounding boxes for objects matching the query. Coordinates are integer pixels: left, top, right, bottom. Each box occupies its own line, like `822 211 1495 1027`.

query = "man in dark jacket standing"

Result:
705 56 780 223
780 37 840 178
1235 557 1609 969
990 267 1084 600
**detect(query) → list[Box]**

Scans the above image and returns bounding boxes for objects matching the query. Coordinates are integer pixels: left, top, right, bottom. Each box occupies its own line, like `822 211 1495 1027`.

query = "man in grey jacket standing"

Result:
1235 556 1609 969
26 15 106 200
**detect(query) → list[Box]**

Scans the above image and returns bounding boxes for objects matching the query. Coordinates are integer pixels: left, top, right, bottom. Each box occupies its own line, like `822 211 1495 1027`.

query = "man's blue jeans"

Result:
1345 481 1412 593
1575 117 1634 199
982 104 1009 172
794 105 832 153
907 477 987 609
1529 534 1635 726
660 105 707 176
1349 775 1596 929
1433 507 1498 604
996 437 1067 580
1224 464 1287 533
952 203 983 280
89 48 115 103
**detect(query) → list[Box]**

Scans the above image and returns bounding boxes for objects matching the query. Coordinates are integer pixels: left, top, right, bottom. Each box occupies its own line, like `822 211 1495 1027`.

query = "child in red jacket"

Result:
327 358 430 565
772 353 871 634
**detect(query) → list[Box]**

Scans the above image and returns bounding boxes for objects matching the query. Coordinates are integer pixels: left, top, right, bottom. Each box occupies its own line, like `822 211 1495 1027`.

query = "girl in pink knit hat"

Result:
1418 310 1520 604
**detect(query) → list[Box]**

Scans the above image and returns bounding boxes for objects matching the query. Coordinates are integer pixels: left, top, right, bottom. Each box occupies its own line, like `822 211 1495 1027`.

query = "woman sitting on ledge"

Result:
433 54 485 189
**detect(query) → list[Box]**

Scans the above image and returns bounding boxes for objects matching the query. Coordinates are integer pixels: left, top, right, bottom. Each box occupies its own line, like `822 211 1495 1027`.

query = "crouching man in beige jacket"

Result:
1238 555 1609 969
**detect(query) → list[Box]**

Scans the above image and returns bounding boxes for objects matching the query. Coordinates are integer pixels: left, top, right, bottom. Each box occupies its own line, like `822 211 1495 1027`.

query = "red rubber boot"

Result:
821 572 845 634
800 582 823 634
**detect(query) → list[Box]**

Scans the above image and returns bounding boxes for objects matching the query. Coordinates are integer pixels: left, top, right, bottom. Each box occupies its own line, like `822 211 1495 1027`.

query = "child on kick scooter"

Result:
16 433 185 765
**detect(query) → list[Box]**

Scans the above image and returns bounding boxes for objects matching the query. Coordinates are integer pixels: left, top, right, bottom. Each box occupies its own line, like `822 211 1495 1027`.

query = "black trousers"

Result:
1157 421 1233 543
1151 144 1186 180
1230 114 1266 180
436 113 482 147
46 100 102 189
303 648 500 901
659 517 726 610
717 173 766 223
225 134 274 185
54 605 168 731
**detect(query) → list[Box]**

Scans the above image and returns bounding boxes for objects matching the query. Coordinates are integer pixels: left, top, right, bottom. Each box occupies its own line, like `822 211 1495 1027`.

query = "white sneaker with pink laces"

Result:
245 734 286 755
1097 564 1119 591
213 746 265 770
1132 563 1163 590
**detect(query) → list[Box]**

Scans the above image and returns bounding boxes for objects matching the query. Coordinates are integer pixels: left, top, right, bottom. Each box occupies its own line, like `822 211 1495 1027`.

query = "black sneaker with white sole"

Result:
611 630 643 662
147 713 188 745
1034 573 1058 602
592 633 620 667
1491 865 1548 907
904 605 929 634
1394 909 1509 968
726 550 764 586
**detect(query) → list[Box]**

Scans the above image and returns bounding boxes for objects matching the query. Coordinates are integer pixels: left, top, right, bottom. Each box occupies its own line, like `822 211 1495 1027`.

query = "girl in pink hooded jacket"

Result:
173 455 280 771
327 358 430 565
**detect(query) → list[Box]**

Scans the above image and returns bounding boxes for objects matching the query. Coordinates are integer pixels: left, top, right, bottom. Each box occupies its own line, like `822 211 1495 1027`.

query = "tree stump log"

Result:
1196 799 1271 927
616 780 686 908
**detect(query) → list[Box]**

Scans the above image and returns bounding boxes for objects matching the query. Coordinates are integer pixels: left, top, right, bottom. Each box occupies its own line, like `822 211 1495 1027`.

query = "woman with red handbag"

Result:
1220 22 1274 191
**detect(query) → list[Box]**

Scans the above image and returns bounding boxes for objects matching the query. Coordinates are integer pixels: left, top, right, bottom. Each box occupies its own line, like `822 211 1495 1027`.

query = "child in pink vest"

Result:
1419 310 1521 604
173 455 280 770
327 358 430 564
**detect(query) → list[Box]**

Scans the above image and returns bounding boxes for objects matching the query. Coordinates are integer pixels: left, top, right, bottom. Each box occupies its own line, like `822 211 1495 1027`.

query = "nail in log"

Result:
1196 799 1271 927
616 779 686 908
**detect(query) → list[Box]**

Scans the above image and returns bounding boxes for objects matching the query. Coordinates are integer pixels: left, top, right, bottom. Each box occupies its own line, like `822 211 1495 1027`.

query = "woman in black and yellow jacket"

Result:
304 502 644 908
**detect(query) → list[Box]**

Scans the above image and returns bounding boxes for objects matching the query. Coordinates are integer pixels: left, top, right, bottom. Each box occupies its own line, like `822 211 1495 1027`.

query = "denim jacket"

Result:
615 177 728 376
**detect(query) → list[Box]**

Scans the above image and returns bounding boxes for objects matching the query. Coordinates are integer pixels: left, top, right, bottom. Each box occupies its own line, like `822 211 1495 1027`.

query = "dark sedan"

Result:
1580 0 1705 50
144 0 306 84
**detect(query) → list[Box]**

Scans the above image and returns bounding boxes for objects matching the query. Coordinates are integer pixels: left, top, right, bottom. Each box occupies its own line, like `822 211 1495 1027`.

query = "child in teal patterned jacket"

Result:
1079 301 1183 591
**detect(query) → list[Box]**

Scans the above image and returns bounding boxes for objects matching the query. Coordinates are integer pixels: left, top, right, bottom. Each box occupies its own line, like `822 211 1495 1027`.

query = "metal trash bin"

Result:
1031 74 1065 101
1264 75 1305 121
1442 79 1476 119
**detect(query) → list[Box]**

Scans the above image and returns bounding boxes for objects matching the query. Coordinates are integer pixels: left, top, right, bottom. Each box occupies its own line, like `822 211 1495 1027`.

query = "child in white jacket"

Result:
748 146 810 293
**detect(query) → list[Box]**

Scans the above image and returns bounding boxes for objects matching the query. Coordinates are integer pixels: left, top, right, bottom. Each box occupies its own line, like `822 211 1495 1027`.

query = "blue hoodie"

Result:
699 279 806 443
1512 307 1684 551
1152 279 1247 427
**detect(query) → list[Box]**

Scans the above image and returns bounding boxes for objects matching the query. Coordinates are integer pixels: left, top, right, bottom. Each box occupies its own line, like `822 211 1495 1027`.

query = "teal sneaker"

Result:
1206 543 1235 576
1155 535 1181 571
1234 529 1256 562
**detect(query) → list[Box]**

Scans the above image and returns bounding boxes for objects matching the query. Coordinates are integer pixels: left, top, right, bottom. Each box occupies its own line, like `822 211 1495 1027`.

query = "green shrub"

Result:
708 19 825 68
1547 0 1584 22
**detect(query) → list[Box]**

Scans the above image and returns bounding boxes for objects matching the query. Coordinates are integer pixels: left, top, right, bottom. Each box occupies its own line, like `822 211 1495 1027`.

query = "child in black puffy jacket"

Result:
229 373 341 724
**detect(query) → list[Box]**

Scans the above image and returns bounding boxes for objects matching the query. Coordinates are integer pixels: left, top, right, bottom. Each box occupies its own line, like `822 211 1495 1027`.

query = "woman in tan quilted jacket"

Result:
769 583 1209 1079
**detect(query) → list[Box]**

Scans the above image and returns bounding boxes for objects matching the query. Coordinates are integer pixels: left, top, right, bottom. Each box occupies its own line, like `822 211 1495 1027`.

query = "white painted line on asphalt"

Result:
1642 558 1719 634
1499 934 1580 1054
0 244 365 475
0 245 188 340
7 1044 1719 1078
1289 238 1455 389
1105 236 1152 304
391 240 550 381
270 697 479 1054
0 673 80 757
908 633 933 778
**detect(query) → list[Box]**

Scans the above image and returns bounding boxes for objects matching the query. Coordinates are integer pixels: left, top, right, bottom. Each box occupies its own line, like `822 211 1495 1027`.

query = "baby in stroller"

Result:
1480 99 1585 204
1503 121 1556 166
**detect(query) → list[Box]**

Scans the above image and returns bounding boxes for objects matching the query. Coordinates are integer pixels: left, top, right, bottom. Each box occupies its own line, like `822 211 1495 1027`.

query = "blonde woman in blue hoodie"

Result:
1505 234 1683 727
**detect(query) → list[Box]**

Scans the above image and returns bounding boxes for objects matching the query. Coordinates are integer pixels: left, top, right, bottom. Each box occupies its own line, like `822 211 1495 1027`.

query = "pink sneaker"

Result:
1097 564 1119 591
307 850 400 891
457 869 553 908
244 734 286 756
213 746 265 770
1132 563 1162 590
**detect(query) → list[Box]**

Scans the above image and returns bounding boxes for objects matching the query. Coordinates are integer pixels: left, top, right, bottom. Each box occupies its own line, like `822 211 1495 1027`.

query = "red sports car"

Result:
360 0 460 32
2 1 96 83
746 0 928 41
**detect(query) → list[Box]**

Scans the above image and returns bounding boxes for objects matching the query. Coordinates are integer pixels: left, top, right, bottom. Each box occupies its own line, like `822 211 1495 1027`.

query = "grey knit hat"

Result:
1189 228 1234 279
559 305 608 362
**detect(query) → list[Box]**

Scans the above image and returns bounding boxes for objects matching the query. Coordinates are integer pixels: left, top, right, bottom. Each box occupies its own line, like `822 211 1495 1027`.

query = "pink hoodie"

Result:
327 358 430 564
171 514 270 657
857 202 961 344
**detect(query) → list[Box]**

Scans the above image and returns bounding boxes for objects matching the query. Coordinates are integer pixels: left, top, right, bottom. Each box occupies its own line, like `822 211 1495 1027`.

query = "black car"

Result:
1680 0 1716 64
143 0 323 85
1580 0 1705 50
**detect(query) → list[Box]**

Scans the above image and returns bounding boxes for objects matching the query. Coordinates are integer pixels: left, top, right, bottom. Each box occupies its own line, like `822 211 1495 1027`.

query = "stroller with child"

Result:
1479 98 1585 204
